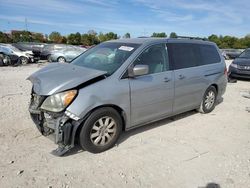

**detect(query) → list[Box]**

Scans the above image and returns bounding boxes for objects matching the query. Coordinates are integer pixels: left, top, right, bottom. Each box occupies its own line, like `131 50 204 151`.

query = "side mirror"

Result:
128 64 149 77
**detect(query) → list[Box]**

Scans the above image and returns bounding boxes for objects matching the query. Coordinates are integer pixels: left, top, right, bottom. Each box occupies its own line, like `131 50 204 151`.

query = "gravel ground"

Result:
0 61 250 188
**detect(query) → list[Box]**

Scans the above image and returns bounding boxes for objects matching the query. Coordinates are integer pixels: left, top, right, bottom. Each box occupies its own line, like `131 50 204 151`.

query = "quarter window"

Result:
199 45 220 65
169 43 221 69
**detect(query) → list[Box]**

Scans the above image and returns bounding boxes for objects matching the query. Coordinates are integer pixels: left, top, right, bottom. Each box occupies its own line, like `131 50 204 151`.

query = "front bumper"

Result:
229 66 250 79
28 56 34 63
29 93 81 155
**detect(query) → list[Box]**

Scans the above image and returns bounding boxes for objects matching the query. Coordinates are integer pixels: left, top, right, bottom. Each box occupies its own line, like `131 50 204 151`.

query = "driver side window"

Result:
133 44 169 74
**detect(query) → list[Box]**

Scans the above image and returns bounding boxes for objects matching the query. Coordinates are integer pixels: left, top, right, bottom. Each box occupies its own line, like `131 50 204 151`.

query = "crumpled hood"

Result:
27 63 107 95
233 58 250 66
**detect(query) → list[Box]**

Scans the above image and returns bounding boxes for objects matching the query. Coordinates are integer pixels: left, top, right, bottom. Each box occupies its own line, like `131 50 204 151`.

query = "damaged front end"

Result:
27 63 107 156
29 91 81 156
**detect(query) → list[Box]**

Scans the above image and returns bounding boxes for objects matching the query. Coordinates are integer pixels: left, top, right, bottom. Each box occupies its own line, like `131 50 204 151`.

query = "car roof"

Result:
108 37 215 45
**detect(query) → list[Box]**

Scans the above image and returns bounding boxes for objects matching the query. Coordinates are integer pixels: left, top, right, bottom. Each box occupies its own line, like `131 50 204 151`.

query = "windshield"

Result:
71 42 140 75
239 49 250 58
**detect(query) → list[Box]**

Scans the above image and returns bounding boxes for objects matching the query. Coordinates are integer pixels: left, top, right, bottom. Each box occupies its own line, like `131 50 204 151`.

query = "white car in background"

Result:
0 44 34 65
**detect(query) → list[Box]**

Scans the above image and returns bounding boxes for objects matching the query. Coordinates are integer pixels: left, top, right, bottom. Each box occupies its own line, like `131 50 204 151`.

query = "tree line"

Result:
0 30 125 46
0 30 250 49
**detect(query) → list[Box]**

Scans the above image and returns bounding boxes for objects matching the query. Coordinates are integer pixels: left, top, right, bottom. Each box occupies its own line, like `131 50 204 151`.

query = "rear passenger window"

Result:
199 45 221 65
169 43 200 69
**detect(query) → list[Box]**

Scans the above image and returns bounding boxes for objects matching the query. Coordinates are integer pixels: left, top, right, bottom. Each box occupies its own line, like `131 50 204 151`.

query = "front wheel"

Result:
79 107 122 153
57 56 66 63
198 86 217 113
20 56 29 65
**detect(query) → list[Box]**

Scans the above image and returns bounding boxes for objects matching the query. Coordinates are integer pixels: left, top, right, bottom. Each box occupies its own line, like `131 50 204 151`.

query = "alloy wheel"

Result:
58 57 66 63
21 57 28 65
204 91 215 110
90 116 117 146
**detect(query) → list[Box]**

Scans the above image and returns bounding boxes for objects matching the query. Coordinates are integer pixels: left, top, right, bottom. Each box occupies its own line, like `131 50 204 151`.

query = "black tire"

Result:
228 74 237 83
198 86 217 114
57 56 66 63
47 55 52 63
0 57 3 66
79 107 122 153
46 55 51 61
1 54 11 66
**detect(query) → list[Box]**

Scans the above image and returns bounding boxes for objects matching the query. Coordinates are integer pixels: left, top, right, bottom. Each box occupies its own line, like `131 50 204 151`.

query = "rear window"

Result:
169 43 221 69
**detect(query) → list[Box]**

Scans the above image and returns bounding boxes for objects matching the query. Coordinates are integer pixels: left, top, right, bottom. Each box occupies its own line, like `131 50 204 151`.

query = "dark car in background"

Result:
222 49 242 59
228 48 250 79
0 53 19 66
0 44 33 65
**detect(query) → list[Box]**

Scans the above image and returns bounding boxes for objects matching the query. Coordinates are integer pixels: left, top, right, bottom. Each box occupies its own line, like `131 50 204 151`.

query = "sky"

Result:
0 0 249 38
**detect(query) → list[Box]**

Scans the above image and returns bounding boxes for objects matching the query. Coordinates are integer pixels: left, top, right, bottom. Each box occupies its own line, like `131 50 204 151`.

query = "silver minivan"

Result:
28 38 227 155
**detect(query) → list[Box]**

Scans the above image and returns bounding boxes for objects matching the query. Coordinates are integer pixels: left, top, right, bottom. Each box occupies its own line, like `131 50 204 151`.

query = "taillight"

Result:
224 66 227 75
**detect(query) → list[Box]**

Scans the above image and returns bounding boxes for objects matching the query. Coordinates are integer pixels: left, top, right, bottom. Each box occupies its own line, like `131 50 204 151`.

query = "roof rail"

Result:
176 35 208 41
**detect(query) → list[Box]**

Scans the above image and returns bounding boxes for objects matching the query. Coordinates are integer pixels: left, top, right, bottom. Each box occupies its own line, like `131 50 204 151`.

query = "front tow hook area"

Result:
51 145 74 156
51 120 82 157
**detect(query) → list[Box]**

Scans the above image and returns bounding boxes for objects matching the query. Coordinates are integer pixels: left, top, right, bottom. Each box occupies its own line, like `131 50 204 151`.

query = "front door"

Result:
129 44 174 127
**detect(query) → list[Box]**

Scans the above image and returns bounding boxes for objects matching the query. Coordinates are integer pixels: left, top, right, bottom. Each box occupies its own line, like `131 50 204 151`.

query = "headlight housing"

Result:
230 63 238 69
41 90 77 112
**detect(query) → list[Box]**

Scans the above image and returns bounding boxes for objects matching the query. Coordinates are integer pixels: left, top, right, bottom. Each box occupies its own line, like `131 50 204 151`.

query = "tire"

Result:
0 57 3 66
47 55 52 63
20 56 29 65
3 55 11 66
57 56 66 63
0 54 9 66
79 107 122 153
198 86 217 114
228 74 237 83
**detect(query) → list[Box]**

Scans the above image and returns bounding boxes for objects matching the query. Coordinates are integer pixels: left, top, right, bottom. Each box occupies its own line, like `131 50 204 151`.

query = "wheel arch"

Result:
210 83 218 93
19 56 29 64
57 56 66 61
74 104 127 143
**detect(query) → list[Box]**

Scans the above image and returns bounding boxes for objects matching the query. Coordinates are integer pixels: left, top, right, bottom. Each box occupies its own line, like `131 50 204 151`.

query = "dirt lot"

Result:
0 60 250 188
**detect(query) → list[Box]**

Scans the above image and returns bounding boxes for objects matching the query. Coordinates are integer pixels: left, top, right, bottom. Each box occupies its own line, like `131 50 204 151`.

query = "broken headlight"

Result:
41 90 77 112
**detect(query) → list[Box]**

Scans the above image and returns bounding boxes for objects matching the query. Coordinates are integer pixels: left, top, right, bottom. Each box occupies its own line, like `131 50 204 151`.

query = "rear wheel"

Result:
0 54 10 66
79 107 122 153
57 56 66 63
198 86 217 113
3 55 11 65
0 54 4 66
47 55 52 62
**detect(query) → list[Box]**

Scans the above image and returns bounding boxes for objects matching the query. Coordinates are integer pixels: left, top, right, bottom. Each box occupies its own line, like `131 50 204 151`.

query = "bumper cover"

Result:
29 93 81 156
229 66 250 79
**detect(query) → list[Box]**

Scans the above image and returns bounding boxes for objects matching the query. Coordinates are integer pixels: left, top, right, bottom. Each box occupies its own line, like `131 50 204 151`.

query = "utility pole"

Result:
142 28 148 37
25 18 28 31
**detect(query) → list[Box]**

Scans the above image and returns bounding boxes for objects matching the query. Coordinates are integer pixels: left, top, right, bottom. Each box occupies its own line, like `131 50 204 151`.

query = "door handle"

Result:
164 77 171 82
178 74 185 80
